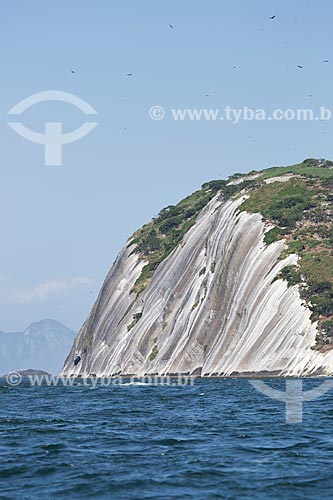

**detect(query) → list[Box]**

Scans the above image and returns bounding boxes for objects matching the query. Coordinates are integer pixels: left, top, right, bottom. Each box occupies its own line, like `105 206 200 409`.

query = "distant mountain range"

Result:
0 319 76 375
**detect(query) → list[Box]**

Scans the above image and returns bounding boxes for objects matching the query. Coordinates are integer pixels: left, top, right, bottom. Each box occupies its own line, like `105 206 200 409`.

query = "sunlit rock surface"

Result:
61 195 333 377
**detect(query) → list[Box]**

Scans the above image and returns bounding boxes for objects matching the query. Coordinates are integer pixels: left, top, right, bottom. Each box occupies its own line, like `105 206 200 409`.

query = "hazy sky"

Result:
1 0 333 332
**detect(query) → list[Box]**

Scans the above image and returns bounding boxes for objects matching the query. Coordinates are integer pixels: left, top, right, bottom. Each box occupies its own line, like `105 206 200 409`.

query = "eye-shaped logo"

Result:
250 379 333 423
7 90 98 166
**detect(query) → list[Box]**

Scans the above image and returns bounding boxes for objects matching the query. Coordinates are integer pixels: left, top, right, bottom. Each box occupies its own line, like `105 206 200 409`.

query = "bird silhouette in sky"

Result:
297 65 303 69
323 60 330 63
169 24 175 29
269 15 276 19
125 73 133 77
70 69 76 74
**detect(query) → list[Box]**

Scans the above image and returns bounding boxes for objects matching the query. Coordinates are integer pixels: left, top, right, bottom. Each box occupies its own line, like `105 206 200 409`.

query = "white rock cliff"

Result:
61 190 333 377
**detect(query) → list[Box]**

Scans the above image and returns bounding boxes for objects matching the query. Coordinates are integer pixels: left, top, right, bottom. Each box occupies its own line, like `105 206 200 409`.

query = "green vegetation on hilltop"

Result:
247 158 333 181
128 158 333 350
239 166 333 349
240 179 317 228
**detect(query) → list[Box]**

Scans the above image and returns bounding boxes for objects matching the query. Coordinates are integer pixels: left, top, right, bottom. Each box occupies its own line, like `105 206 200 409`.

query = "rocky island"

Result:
61 159 333 377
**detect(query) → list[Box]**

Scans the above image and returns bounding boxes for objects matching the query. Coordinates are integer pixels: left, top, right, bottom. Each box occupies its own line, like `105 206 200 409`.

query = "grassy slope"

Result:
239 160 333 349
259 164 333 180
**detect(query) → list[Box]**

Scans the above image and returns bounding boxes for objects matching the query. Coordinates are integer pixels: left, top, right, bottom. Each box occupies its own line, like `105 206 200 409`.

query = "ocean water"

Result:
1 377 333 499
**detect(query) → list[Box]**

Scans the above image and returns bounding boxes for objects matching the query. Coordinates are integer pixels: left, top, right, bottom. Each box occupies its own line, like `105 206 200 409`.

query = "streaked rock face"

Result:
61 195 333 377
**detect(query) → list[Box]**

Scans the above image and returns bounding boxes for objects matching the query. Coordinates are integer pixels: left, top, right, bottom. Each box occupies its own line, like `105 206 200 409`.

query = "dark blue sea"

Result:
1 377 333 499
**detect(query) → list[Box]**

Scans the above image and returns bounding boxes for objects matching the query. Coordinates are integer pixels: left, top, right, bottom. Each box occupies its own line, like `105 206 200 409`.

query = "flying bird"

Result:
70 69 76 74
297 65 303 69
205 94 211 97
169 24 175 29
125 73 133 77
323 60 330 63
269 15 276 19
